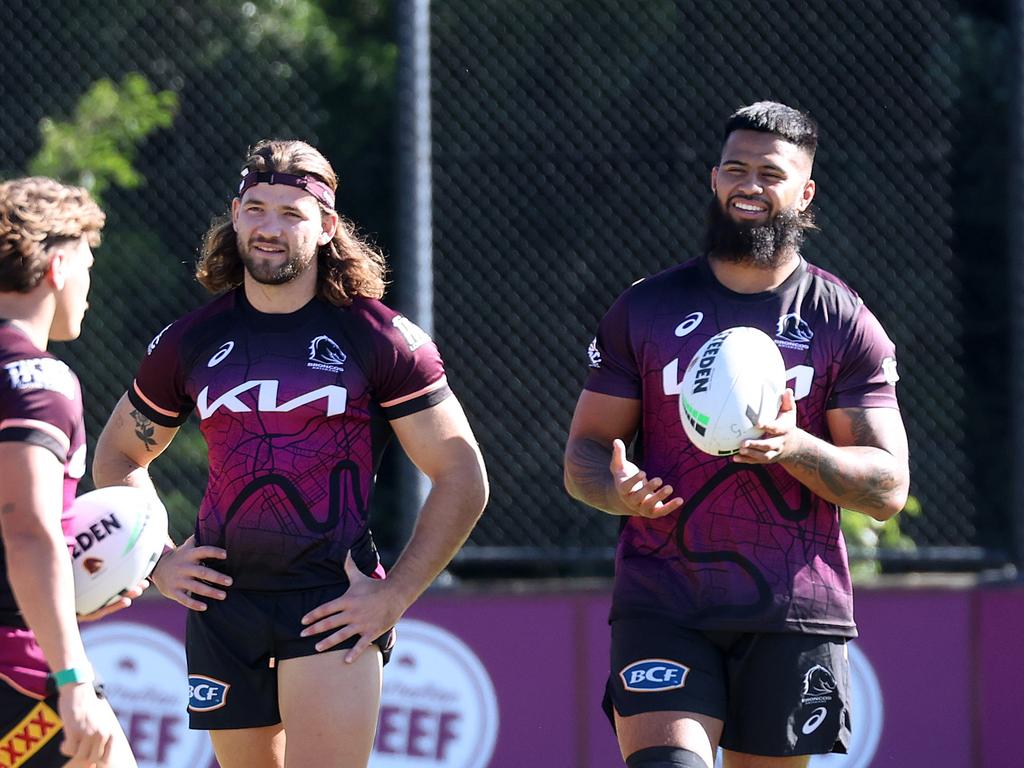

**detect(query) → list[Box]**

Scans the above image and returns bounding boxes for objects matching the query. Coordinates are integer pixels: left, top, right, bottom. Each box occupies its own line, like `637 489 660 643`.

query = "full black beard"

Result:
703 196 816 268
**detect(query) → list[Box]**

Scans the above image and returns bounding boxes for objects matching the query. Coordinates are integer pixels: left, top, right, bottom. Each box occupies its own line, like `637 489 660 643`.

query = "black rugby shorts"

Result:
604 616 851 757
0 685 65 767
186 585 395 730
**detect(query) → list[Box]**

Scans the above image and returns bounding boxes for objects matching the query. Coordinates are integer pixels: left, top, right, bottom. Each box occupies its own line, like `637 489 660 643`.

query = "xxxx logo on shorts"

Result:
0 700 60 767
620 658 690 692
188 675 230 712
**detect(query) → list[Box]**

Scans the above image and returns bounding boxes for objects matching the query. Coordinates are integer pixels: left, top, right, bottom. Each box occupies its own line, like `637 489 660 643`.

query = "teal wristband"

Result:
49 666 94 687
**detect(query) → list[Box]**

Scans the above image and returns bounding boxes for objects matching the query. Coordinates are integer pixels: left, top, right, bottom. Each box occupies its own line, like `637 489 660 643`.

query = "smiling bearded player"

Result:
564 102 910 768
92 140 488 768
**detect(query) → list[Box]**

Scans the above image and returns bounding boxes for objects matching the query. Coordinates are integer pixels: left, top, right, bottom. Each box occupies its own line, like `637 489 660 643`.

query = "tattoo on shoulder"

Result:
130 409 157 452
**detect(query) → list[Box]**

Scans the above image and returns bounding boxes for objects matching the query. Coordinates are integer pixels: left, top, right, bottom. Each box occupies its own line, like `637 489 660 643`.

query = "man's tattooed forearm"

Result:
565 439 616 509
130 409 157 451
848 468 900 511
788 442 899 512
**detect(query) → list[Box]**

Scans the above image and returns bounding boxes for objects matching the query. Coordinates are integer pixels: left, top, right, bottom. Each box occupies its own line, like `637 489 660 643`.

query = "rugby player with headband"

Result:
93 140 488 768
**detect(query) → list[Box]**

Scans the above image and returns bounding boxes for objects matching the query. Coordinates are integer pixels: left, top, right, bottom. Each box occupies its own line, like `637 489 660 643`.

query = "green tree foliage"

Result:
842 496 923 580
28 74 178 200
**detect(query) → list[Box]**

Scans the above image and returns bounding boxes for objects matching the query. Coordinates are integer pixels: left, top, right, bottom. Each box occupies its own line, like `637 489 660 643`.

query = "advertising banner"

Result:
82 584 1020 767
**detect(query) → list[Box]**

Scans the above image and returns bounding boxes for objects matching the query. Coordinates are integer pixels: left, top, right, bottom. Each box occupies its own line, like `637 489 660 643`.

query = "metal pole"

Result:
394 0 434 543
1013 0 1024 573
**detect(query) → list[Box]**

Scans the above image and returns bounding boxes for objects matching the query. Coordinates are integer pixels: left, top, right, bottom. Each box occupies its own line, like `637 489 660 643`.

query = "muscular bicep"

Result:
826 406 909 461
390 396 486 485
93 393 179 486
0 442 64 536
564 390 641 501
566 390 641 452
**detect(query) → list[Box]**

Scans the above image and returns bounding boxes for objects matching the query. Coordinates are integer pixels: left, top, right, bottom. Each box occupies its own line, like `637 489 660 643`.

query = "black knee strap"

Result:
625 745 709 768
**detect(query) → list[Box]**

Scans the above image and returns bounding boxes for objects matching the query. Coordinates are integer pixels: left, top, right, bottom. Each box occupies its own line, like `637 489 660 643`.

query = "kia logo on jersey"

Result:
620 659 690 692
196 381 349 419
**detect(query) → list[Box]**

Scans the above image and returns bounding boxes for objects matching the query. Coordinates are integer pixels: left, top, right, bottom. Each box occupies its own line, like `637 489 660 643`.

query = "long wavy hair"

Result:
196 140 387 305
0 177 105 292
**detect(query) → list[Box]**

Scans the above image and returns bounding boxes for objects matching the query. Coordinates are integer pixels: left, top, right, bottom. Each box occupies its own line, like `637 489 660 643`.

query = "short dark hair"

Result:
723 101 818 156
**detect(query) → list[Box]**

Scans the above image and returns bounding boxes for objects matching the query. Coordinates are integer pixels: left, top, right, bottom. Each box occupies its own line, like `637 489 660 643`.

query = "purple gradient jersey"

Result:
130 290 450 591
0 320 87 695
586 257 900 637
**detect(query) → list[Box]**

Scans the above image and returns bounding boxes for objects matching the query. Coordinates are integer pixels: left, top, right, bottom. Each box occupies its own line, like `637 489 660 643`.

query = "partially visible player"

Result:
0 177 140 767
92 139 488 768
564 102 909 768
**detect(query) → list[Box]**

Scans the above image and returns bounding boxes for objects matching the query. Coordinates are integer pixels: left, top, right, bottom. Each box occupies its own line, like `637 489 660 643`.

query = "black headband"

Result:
237 170 336 210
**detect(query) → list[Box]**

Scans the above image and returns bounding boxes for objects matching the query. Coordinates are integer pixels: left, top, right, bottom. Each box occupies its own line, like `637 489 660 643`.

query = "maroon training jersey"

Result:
129 289 450 591
585 256 900 637
0 320 87 695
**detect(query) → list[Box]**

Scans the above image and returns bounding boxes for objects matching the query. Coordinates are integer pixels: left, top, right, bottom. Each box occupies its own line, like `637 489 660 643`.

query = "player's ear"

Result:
230 197 241 231
45 250 68 291
710 166 719 194
319 210 339 246
798 178 816 211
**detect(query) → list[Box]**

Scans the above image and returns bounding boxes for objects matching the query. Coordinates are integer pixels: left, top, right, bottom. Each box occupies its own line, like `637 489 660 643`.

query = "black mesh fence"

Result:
430 0 1013 572
0 1 1014 574
0 2 337 542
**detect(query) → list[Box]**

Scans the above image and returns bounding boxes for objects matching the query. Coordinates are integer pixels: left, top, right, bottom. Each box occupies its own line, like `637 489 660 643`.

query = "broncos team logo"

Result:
307 335 347 371
776 313 814 343
801 664 837 703
774 313 815 342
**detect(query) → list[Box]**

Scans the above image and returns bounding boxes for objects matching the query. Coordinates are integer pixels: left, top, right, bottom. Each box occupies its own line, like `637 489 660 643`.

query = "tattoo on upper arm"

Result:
1 503 13 515
847 408 879 447
130 409 157 452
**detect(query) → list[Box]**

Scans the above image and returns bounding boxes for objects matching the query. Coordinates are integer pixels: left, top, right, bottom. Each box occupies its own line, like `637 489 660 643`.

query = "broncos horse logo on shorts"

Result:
800 664 837 704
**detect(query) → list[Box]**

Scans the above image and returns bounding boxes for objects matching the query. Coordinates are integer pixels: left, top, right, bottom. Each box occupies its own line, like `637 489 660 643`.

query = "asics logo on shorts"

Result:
620 659 689 692
801 706 828 735
188 675 230 711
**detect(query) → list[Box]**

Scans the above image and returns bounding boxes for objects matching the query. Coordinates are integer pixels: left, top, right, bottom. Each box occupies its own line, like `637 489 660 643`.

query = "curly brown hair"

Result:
0 177 105 292
196 140 387 306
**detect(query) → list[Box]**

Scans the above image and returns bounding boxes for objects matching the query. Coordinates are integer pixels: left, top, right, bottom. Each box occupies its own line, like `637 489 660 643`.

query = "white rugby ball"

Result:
678 327 786 456
69 486 168 615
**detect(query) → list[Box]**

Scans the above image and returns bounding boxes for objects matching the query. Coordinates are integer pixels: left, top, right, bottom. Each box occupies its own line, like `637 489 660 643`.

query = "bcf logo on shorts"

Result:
188 675 230 711
620 658 690 692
